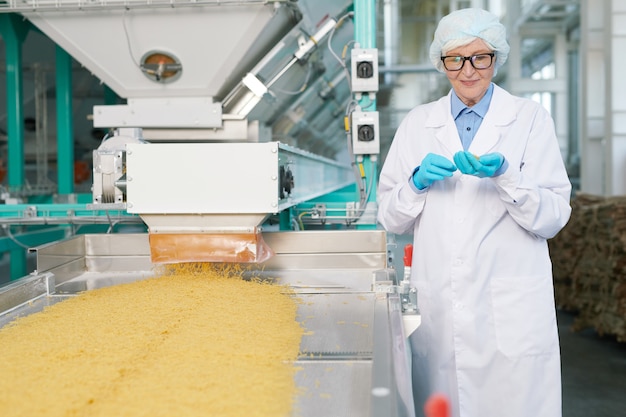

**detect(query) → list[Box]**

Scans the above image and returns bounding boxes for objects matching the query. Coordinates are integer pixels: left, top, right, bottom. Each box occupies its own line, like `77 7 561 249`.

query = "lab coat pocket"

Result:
490 274 559 358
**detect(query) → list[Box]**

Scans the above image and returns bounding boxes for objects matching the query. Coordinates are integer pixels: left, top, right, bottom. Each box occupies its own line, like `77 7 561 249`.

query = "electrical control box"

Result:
351 48 379 93
351 111 380 155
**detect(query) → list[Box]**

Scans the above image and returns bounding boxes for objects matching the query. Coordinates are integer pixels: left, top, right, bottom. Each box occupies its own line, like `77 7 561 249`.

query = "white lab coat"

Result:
377 84 572 417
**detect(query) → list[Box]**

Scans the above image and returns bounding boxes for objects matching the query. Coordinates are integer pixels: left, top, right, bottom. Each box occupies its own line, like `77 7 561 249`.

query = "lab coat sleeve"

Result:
377 110 428 235
492 104 572 239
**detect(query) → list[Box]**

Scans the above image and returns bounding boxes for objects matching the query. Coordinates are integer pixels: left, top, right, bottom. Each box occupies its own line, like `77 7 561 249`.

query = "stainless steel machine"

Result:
0 1 419 415
0 230 418 416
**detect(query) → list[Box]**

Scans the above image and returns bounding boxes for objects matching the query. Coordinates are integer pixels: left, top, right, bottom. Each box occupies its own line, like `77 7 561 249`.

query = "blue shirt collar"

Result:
451 83 494 119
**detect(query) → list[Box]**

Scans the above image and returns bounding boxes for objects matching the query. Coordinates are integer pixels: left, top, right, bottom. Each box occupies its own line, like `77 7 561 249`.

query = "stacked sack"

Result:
549 193 626 342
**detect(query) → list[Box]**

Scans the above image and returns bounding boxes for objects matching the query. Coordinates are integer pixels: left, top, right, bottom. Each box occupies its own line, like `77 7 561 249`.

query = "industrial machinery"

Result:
0 1 419 415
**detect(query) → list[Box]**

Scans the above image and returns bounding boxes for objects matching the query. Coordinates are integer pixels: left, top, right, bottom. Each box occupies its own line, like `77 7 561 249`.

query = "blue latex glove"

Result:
412 153 457 190
453 151 480 176
453 151 505 178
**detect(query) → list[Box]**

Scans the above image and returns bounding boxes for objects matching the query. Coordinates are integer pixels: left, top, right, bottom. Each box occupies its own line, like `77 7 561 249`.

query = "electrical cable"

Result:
105 210 116 234
344 98 368 207
99 130 112 146
122 9 143 71
327 12 355 92
2 225 32 250
356 158 377 218
270 60 314 95
297 211 311 231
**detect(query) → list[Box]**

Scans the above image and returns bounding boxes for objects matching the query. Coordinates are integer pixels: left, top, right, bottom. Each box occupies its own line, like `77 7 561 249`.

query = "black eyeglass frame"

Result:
440 53 495 71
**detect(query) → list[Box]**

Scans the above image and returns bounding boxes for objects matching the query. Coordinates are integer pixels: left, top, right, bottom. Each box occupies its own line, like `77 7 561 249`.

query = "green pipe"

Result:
56 46 74 194
0 15 30 280
0 14 29 190
354 0 376 49
279 209 292 231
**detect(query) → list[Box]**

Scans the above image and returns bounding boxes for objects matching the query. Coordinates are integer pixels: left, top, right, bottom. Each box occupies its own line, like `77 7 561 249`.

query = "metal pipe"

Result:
0 0 285 13
0 216 143 227
379 64 437 74
354 0 376 50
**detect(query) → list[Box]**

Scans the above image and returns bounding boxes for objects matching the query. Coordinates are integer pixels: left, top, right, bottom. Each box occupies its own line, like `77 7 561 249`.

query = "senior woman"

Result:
377 8 572 417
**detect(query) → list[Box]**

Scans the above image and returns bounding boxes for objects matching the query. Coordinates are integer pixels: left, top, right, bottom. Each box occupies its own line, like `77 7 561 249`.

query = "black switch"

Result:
358 124 375 142
357 61 374 78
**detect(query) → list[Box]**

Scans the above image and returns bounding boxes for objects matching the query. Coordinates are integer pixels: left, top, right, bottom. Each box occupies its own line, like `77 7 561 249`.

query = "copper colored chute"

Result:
149 231 274 264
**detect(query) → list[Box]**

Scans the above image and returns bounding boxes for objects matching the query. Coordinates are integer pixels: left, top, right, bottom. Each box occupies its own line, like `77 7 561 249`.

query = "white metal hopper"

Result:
21 1 298 100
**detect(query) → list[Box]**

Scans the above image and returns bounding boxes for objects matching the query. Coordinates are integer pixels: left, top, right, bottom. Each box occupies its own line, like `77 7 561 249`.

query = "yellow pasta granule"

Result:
0 263 303 417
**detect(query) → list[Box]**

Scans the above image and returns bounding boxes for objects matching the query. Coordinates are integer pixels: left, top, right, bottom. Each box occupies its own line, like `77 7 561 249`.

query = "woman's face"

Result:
443 38 495 107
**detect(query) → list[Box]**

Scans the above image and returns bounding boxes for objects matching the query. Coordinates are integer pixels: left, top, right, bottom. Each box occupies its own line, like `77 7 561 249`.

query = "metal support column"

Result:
279 209 292 231
0 14 29 190
56 46 74 195
354 0 378 229
0 14 30 280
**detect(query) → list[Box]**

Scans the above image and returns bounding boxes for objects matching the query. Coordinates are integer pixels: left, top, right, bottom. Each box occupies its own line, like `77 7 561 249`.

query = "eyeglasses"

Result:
440 53 495 71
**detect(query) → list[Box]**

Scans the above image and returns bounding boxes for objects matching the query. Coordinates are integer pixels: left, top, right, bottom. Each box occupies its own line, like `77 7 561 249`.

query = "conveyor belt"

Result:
298 293 374 356
0 285 388 417
295 360 372 416
0 231 415 417
293 292 375 416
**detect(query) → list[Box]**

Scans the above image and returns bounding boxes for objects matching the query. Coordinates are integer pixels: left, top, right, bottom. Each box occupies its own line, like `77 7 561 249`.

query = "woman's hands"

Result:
453 151 505 177
412 153 457 189
412 151 507 190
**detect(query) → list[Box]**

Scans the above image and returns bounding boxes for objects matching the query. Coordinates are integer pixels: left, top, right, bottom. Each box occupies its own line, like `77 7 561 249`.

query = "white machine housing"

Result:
125 141 354 234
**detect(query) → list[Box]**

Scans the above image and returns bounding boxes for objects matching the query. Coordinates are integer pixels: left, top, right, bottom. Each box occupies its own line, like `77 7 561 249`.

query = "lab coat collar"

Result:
427 84 517 155
481 84 516 126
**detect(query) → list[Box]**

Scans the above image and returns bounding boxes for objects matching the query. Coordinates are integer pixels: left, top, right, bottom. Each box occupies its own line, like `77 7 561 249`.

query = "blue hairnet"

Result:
429 8 510 74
